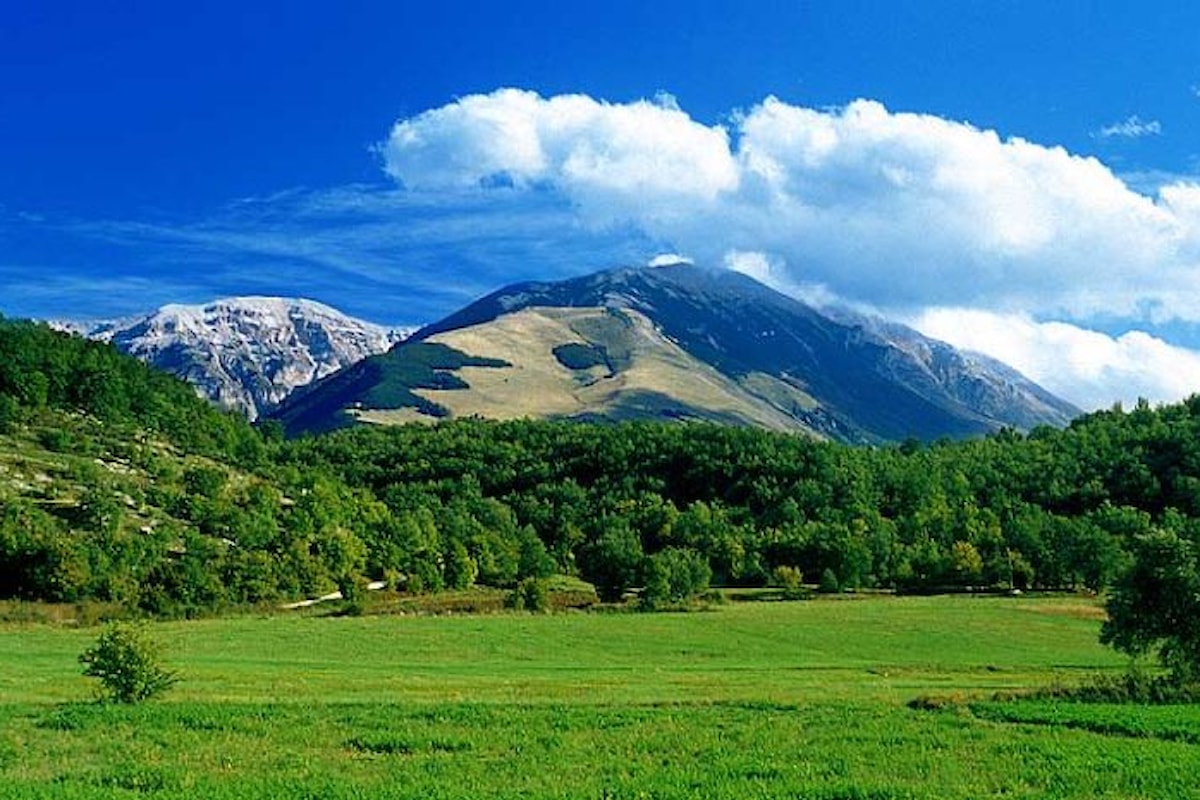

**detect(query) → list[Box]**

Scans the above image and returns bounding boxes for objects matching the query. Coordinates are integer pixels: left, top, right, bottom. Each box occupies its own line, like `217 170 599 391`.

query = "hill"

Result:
0 317 394 615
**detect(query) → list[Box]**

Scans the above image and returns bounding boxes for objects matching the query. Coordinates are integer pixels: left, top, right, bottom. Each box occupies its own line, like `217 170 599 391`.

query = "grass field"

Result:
2 595 1199 799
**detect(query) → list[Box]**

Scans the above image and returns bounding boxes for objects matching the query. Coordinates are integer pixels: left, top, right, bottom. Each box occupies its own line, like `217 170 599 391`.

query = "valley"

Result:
7 8 1200 799
4 596 1198 798
2 274 1199 800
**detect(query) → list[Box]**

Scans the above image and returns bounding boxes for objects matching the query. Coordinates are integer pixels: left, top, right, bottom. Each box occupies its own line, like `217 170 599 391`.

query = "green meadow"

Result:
3 596 1199 799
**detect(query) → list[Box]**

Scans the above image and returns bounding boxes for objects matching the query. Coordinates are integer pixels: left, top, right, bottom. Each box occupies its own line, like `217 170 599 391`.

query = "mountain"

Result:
269 264 1080 441
61 297 413 420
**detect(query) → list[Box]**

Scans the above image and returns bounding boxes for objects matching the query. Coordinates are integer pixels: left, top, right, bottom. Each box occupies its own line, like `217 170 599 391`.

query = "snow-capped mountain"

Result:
62 297 413 419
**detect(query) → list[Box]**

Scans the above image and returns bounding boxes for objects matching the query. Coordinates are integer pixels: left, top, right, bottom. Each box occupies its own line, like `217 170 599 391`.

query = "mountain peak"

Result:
63 297 415 419
273 265 1079 440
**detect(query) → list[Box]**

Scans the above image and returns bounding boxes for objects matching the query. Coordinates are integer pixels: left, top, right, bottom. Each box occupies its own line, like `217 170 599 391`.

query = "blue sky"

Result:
4 1 1200 408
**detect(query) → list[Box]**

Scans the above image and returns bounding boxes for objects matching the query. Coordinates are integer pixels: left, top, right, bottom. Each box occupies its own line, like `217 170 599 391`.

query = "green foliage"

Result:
444 540 478 590
771 564 810 599
0 318 259 460
78 622 178 703
950 540 984 584
817 567 841 594
552 342 610 371
507 577 550 612
0 393 18 434
1102 528 1200 684
16 311 1200 624
579 524 644 602
641 546 711 609
336 573 370 617
772 564 803 591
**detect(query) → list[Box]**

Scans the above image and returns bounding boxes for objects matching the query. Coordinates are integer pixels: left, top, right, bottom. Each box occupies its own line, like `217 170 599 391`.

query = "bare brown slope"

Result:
355 306 819 434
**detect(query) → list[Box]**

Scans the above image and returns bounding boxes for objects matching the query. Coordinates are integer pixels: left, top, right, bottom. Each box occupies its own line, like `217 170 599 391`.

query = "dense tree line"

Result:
278 404 1200 601
3 316 1200 619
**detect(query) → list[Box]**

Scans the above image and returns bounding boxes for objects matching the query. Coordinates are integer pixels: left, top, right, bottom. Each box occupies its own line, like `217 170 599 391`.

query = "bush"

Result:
507 578 550 612
772 565 810 599
640 547 712 610
337 574 369 617
79 622 178 703
818 568 841 594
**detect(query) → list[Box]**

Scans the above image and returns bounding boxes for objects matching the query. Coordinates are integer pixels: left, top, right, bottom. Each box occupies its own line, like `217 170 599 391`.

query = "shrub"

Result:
507 577 550 612
79 622 178 703
772 565 810 599
640 547 712 609
818 568 841 594
337 574 369 617
579 525 645 603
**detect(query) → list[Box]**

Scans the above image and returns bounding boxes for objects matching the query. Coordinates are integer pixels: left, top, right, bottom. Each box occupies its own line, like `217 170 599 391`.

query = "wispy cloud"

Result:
3 184 662 325
1096 114 1163 139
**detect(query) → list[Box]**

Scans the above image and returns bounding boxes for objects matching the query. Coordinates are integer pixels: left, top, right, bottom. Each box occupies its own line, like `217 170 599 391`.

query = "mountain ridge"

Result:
59 296 414 420
270 264 1080 441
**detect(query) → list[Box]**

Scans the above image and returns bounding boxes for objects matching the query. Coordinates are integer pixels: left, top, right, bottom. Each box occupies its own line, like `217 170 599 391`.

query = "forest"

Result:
2 316 1200 617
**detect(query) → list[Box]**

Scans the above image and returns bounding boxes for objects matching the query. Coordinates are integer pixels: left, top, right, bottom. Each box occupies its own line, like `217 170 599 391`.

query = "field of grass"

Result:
3 595 1199 798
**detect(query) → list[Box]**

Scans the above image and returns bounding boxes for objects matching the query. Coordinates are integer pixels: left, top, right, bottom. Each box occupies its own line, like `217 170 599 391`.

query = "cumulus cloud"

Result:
381 88 738 227
381 89 1200 320
380 89 1200 406
911 308 1200 410
1096 115 1163 139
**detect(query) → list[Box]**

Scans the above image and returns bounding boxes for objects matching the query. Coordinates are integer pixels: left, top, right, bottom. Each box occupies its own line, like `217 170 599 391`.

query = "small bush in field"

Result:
79 622 177 703
507 578 549 612
772 565 811 599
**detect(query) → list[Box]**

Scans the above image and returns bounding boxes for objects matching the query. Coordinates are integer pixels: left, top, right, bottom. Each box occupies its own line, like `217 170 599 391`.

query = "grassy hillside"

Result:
406 306 817 430
5 596 1199 798
287 306 821 433
0 319 416 615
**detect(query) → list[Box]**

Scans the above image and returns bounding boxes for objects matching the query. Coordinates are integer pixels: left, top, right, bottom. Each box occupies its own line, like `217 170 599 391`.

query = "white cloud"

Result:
723 249 840 307
911 308 1200 410
723 249 773 283
380 88 739 227
1096 115 1162 139
381 90 1200 322
647 252 693 267
377 89 1200 406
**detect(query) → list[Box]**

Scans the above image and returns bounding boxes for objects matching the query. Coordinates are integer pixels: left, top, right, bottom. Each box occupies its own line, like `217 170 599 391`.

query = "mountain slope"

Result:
356 306 819 432
270 264 1080 441
62 297 411 419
